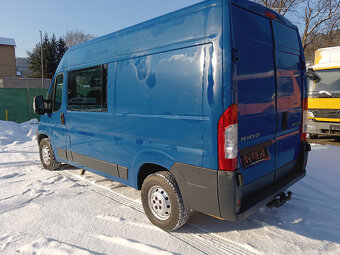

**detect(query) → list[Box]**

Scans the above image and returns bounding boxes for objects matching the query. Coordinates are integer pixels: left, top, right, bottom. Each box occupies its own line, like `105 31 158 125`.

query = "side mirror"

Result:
33 95 46 115
306 68 320 82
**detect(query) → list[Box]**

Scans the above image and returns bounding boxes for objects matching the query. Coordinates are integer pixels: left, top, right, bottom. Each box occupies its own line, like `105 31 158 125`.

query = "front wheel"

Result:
141 171 190 232
39 138 61 170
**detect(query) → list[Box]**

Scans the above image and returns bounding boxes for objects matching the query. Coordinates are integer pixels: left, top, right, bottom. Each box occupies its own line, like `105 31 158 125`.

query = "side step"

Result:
266 191 292 209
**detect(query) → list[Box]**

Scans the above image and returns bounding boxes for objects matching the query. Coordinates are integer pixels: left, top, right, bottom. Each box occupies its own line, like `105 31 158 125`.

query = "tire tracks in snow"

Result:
60 170 259 255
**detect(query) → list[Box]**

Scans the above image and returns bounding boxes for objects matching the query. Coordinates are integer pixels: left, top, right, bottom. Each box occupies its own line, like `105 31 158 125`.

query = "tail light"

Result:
218 104 238 171
301 98 308 141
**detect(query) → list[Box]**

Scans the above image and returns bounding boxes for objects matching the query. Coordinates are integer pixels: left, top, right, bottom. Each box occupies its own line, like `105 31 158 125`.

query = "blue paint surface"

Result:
38 0 307 189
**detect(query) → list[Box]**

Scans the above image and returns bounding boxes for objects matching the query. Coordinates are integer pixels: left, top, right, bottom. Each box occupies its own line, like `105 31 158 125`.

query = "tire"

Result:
39 138 61 170
141 171 190 232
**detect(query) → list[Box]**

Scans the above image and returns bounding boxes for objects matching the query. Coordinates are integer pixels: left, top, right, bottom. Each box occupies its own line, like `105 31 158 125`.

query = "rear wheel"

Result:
39 138 61 170
141 171 190 232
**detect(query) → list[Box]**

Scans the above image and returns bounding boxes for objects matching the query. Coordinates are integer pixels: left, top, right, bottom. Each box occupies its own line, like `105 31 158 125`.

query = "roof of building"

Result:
0 37 16 46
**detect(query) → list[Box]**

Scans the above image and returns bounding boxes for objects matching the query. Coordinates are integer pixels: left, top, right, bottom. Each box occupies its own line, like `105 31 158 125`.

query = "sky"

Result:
1 0 202 58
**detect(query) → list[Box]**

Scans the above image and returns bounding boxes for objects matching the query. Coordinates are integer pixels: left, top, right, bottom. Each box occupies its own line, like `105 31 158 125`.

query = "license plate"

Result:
241 147 270 169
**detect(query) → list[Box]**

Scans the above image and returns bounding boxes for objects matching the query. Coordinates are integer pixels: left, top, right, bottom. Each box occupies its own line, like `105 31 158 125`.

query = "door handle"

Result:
61 113 65 125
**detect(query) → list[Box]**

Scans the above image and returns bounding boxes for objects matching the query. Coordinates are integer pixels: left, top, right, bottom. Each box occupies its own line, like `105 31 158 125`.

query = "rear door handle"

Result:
61 113 65 125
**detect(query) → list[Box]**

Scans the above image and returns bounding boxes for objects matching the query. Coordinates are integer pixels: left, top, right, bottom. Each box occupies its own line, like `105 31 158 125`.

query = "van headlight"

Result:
307 111 314 118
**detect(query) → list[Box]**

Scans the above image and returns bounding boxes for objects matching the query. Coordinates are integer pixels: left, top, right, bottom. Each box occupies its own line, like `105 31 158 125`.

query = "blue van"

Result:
34 0 310 231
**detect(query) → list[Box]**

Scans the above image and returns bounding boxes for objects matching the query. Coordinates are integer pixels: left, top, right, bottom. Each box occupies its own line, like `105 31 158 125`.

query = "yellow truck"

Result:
307 46 340 138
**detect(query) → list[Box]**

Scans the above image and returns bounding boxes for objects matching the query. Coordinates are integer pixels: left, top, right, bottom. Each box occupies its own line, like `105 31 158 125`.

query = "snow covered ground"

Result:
0 120 339 255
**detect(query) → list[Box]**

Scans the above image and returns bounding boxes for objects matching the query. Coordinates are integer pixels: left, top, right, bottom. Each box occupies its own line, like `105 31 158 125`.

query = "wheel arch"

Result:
137 163 169 190
37 133 49 145
133 149 175 190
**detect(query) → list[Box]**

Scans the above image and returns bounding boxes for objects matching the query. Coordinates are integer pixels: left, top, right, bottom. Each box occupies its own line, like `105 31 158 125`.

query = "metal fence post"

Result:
26 83 31 118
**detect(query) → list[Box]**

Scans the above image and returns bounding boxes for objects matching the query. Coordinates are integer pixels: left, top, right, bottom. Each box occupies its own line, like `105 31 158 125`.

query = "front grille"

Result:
309 108 340 119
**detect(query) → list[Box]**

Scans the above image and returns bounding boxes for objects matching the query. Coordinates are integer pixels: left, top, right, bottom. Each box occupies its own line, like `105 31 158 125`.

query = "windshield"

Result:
308 68 340 96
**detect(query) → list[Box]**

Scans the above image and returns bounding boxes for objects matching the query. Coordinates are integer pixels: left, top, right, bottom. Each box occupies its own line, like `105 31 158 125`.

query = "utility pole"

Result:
39 30 44 89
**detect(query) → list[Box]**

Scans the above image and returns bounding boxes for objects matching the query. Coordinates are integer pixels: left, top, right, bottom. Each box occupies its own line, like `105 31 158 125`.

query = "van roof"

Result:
57 0 293 72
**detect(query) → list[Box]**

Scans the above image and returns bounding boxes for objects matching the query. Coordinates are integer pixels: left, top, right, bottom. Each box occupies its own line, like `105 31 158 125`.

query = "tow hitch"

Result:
266 191 292 208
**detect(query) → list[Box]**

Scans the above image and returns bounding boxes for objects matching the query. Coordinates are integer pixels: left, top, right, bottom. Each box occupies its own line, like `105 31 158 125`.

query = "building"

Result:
0 37 16 78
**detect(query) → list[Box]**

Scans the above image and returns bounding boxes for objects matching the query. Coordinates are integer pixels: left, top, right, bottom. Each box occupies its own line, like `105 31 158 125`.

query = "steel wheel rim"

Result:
42 145 51 165
148 185 171 221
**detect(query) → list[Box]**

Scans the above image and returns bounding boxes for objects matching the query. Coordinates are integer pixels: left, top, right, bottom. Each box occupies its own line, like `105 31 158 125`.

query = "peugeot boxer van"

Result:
34 0 310 231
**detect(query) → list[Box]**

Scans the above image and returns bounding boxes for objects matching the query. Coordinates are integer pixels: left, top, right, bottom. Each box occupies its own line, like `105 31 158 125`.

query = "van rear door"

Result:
272 21 303 179
232 5 277 185
231 3 304 185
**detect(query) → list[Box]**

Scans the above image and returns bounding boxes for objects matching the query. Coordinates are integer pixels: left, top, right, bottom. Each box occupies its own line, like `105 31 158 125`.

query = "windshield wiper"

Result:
319 90 333 97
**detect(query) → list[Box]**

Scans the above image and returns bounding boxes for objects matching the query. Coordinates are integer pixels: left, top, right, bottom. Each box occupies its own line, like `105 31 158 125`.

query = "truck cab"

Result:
307 46 340 138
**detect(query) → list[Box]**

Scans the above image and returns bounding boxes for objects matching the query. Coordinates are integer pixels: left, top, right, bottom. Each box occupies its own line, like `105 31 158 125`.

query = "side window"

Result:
68 65 107 111
45 73 64 112
46 80 55 111
54 74 63 112
45 83 55 110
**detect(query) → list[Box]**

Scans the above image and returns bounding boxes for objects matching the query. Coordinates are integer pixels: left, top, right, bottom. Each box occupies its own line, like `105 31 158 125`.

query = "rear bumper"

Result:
307 119 340 136
171 142 310 221
218 161 306 221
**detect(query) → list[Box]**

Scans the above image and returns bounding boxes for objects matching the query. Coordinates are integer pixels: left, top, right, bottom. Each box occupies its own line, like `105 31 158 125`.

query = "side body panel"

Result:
45 1 224 189
114 45 207 169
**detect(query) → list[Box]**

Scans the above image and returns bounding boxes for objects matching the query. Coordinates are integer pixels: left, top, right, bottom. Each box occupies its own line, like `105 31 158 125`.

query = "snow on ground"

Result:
0 120 339 255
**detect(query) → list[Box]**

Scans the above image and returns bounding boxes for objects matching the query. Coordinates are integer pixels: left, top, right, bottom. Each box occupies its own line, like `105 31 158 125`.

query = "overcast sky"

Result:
1 0 202 58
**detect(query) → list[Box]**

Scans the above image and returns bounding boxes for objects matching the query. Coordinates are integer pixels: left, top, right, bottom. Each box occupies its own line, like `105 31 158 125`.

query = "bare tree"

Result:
253 0 340 50
323 19 340 46
63 30 95 48
253 0 302 16
301 0 340 49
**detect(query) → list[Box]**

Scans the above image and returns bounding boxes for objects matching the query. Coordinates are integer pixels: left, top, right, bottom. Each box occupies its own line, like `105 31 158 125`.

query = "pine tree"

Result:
48 34 58 78
56 37 68 65
42 33 51 78
27 43 42 78
27 33 68 78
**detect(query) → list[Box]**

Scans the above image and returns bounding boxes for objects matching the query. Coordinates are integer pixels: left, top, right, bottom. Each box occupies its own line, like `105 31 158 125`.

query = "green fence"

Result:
0 88 48 123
